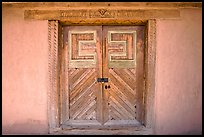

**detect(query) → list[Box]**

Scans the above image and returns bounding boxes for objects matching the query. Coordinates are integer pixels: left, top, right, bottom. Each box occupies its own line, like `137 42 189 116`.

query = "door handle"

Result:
105 85 111 89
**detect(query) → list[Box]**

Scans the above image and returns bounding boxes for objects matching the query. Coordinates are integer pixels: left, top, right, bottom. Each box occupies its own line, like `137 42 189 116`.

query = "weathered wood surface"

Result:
69 68 97 120
3 2 202 10
48 21 60 132
57 25 148 133
61 26 104 126
61 120 141 130
61 26 145 127
144 20 157 128
47 10 157 134
103 26 145 125
24 9 181 20
51 126 153 135
2 2 199 21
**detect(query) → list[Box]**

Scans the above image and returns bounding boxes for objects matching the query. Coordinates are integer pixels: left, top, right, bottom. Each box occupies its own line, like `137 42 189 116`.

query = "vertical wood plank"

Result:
135 26 145 124
60 24 70 125
144 19 156 128
48 20 60 132
102 28 110 124
95 26 103 124
58 23 63 124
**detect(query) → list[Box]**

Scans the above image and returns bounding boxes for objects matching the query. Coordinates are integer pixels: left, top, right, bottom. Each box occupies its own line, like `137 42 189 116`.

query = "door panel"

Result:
69 68 97 120
63 26 103 127
103 26 145 126
107 30 137 68
68 30 98 68
61 25 145 128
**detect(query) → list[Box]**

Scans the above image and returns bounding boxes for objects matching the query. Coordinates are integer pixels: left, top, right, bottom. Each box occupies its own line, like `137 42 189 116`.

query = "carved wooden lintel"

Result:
25 9 180 21
3 2 202 10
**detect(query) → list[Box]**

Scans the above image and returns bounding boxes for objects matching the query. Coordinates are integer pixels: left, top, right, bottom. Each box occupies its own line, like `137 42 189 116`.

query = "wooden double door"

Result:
60 25 145 129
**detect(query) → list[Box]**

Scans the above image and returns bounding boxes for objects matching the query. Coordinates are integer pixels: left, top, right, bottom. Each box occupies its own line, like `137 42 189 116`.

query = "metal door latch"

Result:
97 78 108 83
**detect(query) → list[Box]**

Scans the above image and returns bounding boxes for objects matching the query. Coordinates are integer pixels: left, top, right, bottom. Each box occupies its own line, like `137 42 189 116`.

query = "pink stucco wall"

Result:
2 7 202 135
2 8 49 134
155 9 202 135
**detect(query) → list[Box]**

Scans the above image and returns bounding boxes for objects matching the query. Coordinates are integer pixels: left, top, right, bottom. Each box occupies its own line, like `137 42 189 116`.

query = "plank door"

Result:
62 26 104 128
61 25 145 129
102 26 145 128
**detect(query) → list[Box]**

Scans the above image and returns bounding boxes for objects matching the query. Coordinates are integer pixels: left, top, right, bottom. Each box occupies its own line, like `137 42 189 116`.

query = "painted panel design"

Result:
68 31 97 68
108 31 136 68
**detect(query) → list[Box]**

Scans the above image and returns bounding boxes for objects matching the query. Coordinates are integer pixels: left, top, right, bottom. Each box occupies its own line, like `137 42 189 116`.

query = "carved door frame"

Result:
47 10 157 134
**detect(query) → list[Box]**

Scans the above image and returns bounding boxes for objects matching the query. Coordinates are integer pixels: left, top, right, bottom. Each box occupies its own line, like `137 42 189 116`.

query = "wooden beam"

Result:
24 9 180 20
2 2 202 10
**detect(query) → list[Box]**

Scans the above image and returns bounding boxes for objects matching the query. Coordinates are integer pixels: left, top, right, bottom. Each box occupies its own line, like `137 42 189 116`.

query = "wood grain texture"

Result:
59 26 146 130
52 127 152 135
102 26 145 126
60 26 104 128
24 9 181 20
108 68 136 120
68 31 97 68
3 2 202 10
48 20 59 132
69 68 97 120
107 31 137 68
143 19 157 128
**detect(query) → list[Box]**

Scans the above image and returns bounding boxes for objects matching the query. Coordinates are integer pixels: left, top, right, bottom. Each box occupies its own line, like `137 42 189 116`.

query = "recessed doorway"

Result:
59 25 145 130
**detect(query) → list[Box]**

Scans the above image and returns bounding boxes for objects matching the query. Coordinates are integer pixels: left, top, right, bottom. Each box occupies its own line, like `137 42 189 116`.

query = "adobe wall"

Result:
155 9 202 135
2 8 49 134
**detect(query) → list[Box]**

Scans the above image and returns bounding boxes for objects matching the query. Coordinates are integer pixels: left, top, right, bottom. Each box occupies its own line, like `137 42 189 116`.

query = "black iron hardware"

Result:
105 85 111 89
97 78 108 83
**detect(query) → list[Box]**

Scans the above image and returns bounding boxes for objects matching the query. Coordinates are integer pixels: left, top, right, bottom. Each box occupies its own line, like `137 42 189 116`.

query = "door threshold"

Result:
61 119 142 130
49 126 153 135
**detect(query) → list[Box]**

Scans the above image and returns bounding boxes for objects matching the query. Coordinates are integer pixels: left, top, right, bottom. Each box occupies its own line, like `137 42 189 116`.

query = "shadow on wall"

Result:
168 130 202 135
2 119 48 135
